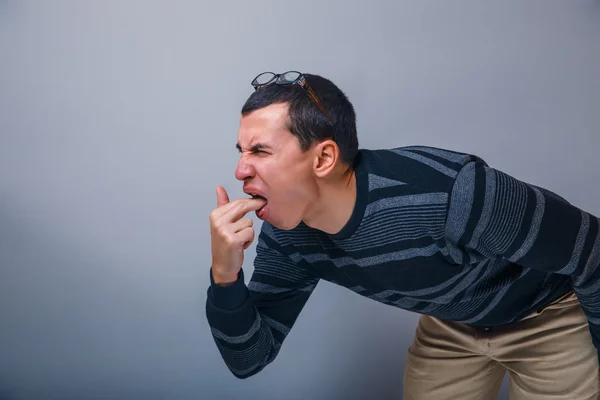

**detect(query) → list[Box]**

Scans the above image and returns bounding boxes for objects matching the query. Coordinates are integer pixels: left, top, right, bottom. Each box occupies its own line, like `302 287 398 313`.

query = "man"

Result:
206 71 600 399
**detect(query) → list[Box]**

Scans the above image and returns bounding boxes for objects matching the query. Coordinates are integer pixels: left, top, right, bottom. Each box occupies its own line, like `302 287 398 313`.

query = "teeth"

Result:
248 192 266 200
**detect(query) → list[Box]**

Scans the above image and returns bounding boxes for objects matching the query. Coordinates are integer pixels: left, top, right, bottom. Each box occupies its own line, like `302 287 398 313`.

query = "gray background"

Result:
1 1 599 399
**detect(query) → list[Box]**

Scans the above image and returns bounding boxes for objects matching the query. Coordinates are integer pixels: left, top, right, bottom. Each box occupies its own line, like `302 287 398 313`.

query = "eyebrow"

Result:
236 142 272 152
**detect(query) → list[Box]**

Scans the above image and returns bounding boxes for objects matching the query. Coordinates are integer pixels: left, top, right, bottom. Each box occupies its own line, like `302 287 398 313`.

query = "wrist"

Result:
211 268 239 285
208 268 249 311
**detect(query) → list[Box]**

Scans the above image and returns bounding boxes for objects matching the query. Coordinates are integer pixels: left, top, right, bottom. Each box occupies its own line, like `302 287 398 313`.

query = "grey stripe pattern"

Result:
303 244 443 269
227 363 262 378
389 149 458 178
260 222 290 246
402 146 472 164
365 193 448 217
248 282 289 294
573 224 600 287
418 261 489 313
342 212 446 251
347 285 367 293
481 170 528 255
353 244 441 267
557 210 590 275
263 315 291 336
212 317 262 344
460 267 532 324
381 264 472 298
254 242 315 282
508 186 545 262
466 167 497 254
436 259 514 319
391 296 421 308
368 174 406 190
575 276 600 296
218 330 275 372
445 162 476 263
254 256 311 282
248 281 316 295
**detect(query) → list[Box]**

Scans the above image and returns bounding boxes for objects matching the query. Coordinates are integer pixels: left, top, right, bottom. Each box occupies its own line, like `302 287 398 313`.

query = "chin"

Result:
269 217 302 231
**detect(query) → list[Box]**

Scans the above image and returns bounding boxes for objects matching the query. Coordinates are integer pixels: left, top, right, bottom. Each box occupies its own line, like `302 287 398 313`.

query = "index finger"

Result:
216 185 230 207
214 197 267 223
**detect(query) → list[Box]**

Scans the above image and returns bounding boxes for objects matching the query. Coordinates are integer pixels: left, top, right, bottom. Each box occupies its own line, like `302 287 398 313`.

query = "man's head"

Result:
235 73 358 230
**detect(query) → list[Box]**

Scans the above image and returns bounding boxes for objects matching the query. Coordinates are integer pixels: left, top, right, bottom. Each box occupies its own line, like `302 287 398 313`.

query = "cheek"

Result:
268 163 312 203
283 175 314 205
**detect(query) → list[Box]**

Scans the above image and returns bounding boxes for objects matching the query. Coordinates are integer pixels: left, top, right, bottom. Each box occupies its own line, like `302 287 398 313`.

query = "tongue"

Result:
257 202 268 219
259 199 267 211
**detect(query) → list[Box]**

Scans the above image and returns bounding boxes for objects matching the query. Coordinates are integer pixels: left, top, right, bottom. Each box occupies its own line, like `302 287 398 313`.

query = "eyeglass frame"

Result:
250 71 334 126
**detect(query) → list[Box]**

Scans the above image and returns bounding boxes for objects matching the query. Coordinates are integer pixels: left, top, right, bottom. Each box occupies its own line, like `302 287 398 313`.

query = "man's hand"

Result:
209 185 266 285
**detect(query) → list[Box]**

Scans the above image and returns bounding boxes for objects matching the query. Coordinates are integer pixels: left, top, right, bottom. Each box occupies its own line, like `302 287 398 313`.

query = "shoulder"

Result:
384 145 485 172
359 145 487 194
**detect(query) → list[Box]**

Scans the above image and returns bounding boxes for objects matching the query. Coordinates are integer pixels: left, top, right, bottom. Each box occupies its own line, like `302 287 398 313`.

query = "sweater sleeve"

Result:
445 160 600 356
205 225 320 379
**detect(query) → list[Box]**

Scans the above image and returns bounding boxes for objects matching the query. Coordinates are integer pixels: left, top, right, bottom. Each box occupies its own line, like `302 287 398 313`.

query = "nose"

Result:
235 155 255 181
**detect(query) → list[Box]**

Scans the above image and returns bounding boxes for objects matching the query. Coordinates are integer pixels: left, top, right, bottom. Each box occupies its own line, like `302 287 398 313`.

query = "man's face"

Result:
235 102 317 230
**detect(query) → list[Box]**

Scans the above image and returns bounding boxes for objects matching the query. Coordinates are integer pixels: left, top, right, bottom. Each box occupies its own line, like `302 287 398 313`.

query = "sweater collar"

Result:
329 150 369 240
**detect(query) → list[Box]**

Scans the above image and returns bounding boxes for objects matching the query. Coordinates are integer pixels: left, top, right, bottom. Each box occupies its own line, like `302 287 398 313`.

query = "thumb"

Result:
216 185 230 207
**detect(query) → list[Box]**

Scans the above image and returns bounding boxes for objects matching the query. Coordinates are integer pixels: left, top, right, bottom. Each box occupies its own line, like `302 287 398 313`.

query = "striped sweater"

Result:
205 145 600 378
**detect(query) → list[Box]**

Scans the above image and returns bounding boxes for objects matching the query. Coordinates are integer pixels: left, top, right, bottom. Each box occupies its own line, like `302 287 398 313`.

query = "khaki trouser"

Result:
403 290 599 399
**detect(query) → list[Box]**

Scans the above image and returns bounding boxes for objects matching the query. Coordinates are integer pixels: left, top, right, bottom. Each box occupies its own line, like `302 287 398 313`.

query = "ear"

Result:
312 140 339 178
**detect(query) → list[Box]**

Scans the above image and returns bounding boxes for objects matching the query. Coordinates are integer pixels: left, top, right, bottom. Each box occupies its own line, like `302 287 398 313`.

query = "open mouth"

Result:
248 193 269 219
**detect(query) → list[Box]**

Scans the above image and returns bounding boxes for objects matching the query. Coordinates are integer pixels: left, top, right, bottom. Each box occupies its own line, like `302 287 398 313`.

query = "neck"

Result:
303 165 357 235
